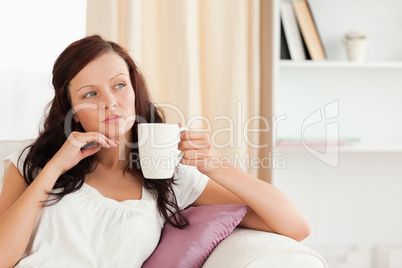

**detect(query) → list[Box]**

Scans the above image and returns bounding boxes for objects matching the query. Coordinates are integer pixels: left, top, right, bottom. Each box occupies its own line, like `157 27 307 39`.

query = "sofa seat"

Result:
204 227 327 267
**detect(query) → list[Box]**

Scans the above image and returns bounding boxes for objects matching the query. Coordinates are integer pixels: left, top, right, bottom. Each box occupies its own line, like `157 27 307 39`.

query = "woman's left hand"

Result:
178 127 223 175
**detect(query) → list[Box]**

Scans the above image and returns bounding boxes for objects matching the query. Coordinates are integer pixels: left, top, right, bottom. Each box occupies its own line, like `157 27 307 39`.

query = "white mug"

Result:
137 123 187 179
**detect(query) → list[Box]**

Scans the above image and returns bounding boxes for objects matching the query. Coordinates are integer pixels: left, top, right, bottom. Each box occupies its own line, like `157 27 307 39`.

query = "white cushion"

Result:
204 227 328 267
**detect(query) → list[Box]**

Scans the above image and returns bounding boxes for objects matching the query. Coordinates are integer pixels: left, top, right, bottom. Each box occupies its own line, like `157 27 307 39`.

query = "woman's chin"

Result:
104 130 131 142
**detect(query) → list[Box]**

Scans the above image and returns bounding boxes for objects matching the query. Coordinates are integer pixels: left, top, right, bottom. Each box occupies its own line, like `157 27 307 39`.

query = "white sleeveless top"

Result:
2 146 209 268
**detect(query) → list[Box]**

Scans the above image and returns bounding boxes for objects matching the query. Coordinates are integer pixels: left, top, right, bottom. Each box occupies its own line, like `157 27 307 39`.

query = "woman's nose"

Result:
107 102 117 112
100 101 117 111
99 91 116 110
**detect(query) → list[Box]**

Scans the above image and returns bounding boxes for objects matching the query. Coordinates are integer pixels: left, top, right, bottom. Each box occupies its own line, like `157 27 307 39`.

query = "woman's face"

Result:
68 52 136 141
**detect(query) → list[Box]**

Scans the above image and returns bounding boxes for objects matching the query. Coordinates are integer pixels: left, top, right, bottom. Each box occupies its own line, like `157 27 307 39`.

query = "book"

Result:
280 20 291 60
292 0 326 60
280 2 306 60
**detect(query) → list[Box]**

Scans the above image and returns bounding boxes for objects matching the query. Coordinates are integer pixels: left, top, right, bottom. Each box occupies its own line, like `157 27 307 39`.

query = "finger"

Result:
179 157 197 167
99 135 118 147
68 132 88 148
84 132 117 148
178 140 210 151
95 133 118 147
83 134 110 149
68 132 118 149
180 130 209 141
181 149 210 161
81 142 100 149
179 158 193 166
80 146 101 158
179 158 207 168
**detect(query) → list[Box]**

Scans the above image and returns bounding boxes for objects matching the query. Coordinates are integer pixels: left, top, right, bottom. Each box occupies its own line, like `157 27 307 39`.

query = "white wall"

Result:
0 0 87 140
0 0 87 71
308 0 402 61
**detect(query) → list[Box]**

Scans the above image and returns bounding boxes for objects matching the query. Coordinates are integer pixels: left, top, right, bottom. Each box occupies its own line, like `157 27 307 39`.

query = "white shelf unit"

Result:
271 1 402 267
273 0 402 150
279 60 402 69
275 142 402 153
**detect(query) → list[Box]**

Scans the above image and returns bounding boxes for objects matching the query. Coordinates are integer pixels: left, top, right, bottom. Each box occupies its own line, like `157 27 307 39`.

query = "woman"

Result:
0 35 309 267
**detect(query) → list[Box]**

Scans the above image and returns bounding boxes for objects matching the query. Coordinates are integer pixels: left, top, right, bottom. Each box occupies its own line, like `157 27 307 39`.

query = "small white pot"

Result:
344 38 368 61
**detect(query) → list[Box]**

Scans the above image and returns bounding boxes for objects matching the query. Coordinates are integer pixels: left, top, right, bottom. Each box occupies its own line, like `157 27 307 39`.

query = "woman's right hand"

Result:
49 131 117 174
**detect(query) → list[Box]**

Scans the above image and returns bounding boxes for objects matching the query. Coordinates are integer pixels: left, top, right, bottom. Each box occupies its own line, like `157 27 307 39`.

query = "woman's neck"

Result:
96 133 133 171
96 145 130 170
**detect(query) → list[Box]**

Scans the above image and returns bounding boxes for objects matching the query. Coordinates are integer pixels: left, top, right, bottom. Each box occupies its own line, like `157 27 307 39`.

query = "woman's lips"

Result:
103 115 122 124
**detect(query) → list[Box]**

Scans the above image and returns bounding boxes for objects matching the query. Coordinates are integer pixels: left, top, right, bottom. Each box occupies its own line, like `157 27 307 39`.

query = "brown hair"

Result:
22 35 188 228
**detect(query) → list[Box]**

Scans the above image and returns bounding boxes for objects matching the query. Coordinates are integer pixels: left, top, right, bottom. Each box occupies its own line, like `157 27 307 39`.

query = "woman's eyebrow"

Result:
110 73 126 81
76 84 94 93
76 73 127 93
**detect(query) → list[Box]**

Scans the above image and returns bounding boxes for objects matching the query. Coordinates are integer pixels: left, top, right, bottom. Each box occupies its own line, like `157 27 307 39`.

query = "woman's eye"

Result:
84 92 96 98
115 83 125 89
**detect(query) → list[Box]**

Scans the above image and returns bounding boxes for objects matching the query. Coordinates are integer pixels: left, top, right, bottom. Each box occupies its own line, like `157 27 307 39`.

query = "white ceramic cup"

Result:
137 123 187 179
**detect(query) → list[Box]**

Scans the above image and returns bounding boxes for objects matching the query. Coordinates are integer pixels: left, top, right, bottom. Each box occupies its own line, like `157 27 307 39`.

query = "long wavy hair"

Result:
21 35 188 228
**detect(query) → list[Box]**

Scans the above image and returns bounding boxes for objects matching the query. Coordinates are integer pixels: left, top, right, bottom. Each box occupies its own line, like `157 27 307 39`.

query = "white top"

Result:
2 146 209 268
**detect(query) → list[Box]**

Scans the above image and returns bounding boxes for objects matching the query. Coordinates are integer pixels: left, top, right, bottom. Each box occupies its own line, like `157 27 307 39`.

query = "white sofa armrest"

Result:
203 227 327 268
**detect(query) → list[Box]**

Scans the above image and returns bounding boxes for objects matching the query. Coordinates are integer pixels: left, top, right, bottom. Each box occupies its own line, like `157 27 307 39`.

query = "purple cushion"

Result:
142 204 248 268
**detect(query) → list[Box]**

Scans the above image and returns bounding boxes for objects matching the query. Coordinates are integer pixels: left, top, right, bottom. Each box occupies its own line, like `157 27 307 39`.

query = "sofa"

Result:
0 139 327 267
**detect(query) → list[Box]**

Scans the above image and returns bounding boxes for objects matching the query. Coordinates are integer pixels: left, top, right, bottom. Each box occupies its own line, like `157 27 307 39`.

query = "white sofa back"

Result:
0 139 34 190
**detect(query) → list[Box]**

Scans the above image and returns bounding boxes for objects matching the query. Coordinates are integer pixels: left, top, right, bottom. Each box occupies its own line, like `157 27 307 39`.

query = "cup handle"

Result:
179 126 188 133
177 126 189 163
177 151 185 162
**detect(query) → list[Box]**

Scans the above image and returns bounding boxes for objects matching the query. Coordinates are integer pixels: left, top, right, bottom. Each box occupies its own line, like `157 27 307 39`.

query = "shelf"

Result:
274 142 402 153
278 60 402 69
